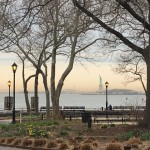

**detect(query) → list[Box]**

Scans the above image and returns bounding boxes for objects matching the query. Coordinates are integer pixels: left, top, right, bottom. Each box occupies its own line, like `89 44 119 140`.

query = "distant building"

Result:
107 89 143 95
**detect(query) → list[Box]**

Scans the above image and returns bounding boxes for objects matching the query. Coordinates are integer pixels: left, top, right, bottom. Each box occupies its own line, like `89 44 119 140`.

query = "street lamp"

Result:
7 80 11 110
105 81 109 110
12 62 17 124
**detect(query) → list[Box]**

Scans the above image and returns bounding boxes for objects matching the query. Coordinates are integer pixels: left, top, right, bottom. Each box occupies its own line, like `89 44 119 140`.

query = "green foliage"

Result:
0 120 61 138
101 124 108 129
28 125 48 138
59 130 68 137
116 130 139 141
0 124 27 137
58 125 72 137
53 121 59 125
109 124 115 127
141 131 150 141
116 130 150 141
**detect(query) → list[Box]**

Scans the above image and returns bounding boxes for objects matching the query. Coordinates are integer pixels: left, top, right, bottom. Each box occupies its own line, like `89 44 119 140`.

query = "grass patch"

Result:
116 129 150 141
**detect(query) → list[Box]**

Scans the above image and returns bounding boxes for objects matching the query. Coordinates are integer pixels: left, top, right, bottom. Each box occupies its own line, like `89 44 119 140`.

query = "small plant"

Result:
13 138 22 146
110 124 115 127
74 136 83 142
53 121 59 125
59 143 69 150
33 139 46 147
141 131 150 141
72 144 80 150
55 138 63 143
69 138 76 145
83 139 93 143
105 142 121 150
47 141 57 148
6 137 15 144
92 141 99 147
28 125 48 138
88 137 95 141
80 143 93 150
101 124 108 129
116 130 137 141
59 130 68 137
22 138 32 147
127 137 142 145
0 138 6 143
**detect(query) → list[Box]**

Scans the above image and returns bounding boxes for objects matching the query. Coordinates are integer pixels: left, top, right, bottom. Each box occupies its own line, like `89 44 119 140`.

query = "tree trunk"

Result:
42 74 51 119
34 71 39 116
143 58 150 128
24 89 30 113
51 94 61 119
45 90 51 119
21 59 30 113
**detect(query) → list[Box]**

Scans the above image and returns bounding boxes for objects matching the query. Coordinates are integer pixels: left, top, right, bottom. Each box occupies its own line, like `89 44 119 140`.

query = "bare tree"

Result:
0 0 101 120
0 0 53 118
73 0 150 128
113 51 146 94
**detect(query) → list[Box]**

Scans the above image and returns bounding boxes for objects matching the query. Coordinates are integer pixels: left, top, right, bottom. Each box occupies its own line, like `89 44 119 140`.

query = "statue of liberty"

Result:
99 75 103 93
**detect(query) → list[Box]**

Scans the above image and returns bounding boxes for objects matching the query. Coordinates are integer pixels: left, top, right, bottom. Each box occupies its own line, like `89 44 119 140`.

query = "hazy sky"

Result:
0 52 145 93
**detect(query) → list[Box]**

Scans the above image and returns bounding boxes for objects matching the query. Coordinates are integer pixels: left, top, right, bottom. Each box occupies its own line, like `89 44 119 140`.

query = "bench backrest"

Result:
113 106 134 110
63 106 85 110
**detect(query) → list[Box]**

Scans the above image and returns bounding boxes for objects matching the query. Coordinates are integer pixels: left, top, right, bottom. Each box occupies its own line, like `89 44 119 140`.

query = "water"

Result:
0 93 146 110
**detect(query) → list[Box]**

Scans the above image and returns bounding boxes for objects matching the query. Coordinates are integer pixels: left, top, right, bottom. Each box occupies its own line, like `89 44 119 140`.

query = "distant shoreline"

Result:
80 93 145 95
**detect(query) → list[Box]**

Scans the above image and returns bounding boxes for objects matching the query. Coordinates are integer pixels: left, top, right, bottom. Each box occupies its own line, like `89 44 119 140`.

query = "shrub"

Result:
0 138 6 143
59 130 68 137
6 137 15 144
55 138 63 143
47 141 57 148
116 130 137 141
92 141 99 147
72 144 80 150
110 124 115 127
69 138 76 145
105 142 121 150
80 143 93 150
33 139 46 147
28 125 48 138
74 136 83 142
13 138 21 146
127 137 142 145
83 139 93 143
141 131 150 141
88 137 95 141
53 121 59 125
22 138 32 147
101 124 108 129
59 143 69 150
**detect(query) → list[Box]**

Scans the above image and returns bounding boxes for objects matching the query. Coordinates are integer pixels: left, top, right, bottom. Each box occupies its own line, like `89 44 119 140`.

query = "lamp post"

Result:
105 81 109 110
7 80 11 110
12 62 17 124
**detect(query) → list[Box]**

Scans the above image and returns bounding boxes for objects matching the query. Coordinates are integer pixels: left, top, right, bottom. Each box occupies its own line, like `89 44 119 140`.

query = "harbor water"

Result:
0 93 146 110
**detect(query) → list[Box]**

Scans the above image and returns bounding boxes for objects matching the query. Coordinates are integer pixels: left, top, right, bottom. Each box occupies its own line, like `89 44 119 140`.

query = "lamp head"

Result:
12 63 17 73
8 80 11 87
105 81 109 88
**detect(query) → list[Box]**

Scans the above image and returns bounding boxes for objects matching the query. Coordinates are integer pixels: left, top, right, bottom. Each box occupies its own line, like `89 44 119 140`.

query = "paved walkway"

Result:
0 119 11 124
0 146 25 150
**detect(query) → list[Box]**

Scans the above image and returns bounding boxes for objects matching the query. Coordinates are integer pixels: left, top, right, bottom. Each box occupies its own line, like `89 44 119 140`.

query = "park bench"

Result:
63 106 85 119
40 106 62 111
92 110 130 124
113 106 146 111
113 106 134 110
135 106 145 110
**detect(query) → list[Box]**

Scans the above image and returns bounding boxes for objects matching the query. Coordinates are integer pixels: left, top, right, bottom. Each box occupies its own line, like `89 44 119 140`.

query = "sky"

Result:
0 52 145 93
